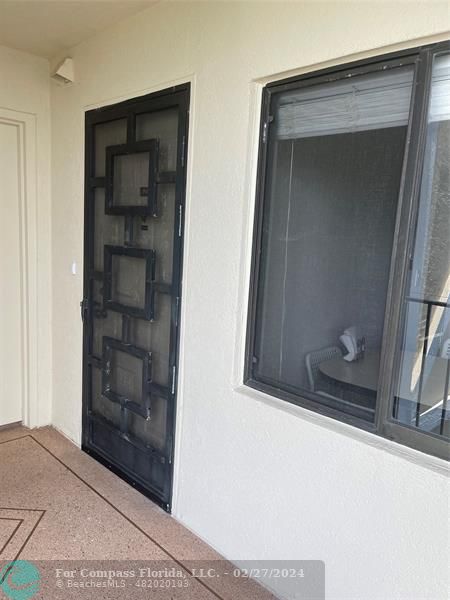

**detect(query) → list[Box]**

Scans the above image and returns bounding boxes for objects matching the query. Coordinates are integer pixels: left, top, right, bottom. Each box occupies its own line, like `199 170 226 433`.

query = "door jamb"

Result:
0 108 38 428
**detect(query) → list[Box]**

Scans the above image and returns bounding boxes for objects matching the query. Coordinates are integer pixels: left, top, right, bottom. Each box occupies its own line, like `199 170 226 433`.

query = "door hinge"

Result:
178 205 183 237
181 135 186 167
80 298 89 322
262 115 274 143
171 366 177 395
167 436 173 465
175 296 180 326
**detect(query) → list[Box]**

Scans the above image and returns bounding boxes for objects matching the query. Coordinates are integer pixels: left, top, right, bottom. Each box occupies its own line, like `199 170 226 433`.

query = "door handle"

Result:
80 299 89 322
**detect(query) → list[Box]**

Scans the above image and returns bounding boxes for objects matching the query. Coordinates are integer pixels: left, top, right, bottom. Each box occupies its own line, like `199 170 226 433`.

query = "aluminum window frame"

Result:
245 41 450 460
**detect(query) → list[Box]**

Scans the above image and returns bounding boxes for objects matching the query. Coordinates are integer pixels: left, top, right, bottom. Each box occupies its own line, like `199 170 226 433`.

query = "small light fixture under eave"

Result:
51 57 74 85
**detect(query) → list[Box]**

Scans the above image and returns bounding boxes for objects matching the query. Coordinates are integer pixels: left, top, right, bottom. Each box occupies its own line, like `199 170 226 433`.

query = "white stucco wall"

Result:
49 3 449 599
0 45 52 427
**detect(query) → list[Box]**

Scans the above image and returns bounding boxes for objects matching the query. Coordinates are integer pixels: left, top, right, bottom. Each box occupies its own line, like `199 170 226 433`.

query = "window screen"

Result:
247 43 450 459
251 66 413 422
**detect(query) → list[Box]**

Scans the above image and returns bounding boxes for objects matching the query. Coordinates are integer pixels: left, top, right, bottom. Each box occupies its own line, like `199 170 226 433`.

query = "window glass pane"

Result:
252 66 413 422
392 53 450 438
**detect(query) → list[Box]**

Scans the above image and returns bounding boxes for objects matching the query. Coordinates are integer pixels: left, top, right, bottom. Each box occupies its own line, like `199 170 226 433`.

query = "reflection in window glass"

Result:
393 54 450 438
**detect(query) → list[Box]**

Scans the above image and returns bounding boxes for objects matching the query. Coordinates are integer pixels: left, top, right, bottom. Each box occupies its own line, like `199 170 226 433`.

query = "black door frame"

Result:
81 83 190 511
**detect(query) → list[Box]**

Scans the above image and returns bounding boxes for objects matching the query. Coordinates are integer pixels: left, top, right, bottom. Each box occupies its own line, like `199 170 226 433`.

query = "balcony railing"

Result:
399 296 450 436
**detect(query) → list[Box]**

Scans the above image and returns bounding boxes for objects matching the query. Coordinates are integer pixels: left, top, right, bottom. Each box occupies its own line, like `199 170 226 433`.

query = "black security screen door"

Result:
82 85 189 511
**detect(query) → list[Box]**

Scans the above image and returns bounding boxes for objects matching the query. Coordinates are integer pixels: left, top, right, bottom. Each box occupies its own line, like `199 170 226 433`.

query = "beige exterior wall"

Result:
49 3 449 599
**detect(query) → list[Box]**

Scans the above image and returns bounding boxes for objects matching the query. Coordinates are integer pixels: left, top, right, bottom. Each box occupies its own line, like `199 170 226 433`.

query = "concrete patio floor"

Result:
0 425 275 599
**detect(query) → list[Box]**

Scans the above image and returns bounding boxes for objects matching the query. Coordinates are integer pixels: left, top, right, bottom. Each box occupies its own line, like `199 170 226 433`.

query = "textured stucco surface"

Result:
49 3 449 599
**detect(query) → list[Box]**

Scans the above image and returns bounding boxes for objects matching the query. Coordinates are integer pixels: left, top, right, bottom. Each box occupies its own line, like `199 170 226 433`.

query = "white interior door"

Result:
0 120 23 426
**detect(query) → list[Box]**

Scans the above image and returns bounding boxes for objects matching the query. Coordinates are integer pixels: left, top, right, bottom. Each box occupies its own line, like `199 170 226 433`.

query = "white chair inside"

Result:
305 346 342 393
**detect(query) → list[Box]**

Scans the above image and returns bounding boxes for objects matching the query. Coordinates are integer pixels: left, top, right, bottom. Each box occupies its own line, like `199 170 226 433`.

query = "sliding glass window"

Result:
389 51 450 448
246 43 449 459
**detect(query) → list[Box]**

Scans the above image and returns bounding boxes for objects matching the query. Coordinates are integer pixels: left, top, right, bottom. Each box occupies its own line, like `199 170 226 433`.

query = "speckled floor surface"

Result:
0 425 275 599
